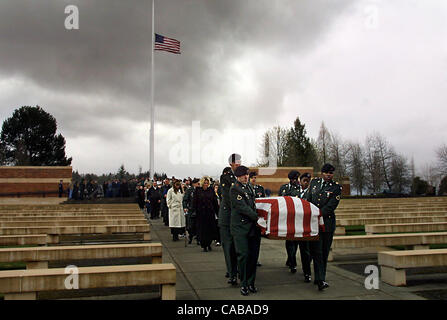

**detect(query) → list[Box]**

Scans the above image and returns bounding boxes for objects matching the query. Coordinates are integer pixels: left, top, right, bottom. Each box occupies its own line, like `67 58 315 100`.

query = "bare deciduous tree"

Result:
316 122 331 165
328 131 348 179
390 154 411 193
258 126 289 167
420 162 441 190
345 142 366 195
436 144 447 175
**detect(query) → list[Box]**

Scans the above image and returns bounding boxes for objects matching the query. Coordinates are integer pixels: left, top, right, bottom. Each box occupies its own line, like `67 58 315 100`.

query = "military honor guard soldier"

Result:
297 172 313 283
230 165 261 296
218 154 241 285
278 170 301 274
305 163 342 291
249 171 265 267
249 172 266 198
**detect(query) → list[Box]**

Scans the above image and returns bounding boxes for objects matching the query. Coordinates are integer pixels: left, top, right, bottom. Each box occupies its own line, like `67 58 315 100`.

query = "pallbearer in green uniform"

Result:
305 163 342 291
218 154 240 285
249 171 265 267
230 166 261 296
249 172 266 198
297 172 312 283
278 170 301 274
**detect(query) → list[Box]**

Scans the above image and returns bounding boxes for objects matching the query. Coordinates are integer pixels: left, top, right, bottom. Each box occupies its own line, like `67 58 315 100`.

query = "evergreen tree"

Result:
1 106 72 166
283 117 318 167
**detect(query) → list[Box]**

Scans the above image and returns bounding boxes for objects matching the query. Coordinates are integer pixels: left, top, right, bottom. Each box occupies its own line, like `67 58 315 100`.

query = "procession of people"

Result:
68 153 342 296
152 153 341 296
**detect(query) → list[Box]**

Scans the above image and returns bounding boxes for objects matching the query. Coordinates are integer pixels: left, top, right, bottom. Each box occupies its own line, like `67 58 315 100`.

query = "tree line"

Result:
258 117 447 196
72 164 168 185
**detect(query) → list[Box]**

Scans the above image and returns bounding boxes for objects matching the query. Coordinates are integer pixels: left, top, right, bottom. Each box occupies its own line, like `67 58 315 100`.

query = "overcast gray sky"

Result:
1 0 446 178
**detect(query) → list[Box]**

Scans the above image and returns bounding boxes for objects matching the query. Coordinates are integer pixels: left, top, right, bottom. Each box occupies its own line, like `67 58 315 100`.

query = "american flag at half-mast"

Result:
154 33 181 54
255 196 324 240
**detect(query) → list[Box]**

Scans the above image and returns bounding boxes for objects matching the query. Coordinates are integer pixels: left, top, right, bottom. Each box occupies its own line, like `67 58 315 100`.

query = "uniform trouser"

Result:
285 240 299 267
298 240 312 276
186 215 197 239
220 226 238 278
319 231 334 279
308 239 324 282
233 229 261 287
215 220 221 243
309 231 334 281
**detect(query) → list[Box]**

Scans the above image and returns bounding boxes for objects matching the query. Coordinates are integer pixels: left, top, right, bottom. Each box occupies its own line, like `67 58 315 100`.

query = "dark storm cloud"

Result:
0 0 354 136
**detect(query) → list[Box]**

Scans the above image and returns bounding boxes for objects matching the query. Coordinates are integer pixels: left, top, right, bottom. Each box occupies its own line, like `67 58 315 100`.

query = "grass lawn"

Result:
344 225 366 236
0 261 26 270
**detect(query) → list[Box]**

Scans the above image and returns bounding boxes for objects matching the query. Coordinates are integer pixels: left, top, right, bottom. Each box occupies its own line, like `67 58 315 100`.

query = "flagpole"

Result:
150 0 155 180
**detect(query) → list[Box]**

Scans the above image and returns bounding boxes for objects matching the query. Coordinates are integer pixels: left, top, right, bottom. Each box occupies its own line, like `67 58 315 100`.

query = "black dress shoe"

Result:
248 285 258 293
240 287 249 296
318 281 329 291
225 272 230 278
290 267 297 273
304 274 312 283
228 277 237 285
256 261 262 267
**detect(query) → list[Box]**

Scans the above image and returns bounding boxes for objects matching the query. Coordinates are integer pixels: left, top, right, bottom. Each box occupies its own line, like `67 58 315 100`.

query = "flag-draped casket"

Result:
255 196 324 240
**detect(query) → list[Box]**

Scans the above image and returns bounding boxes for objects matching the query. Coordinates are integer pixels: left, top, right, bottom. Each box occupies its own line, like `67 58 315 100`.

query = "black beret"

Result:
288 170 300 180
321 163 335 173
249 171 257 178
228 153 242 164
234 165 249 177
192 178 200 184
300 173 311 180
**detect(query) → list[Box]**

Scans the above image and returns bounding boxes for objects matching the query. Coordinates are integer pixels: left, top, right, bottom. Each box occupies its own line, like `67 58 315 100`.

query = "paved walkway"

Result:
149 218 430 300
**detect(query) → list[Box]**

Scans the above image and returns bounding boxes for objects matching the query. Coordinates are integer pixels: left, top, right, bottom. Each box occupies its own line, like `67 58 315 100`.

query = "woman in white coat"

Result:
167 180 186 241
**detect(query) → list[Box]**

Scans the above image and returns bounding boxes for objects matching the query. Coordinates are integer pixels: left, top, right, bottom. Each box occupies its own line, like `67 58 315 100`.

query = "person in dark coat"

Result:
120 179 130 197
147 181 162 220
193 176 219 252
137 185 146 214
161 179 171 224
183 178 200 244
72 182 79 200
79 180 85 200
58 180 64 197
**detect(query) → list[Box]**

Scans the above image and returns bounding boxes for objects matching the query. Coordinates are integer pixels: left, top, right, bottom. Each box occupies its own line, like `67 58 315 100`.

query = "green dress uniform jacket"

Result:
230 180 261 287
182 186 194 213
305 178 342 233
218 171 236 227
252 184 266 198
230 181 258 235
278 183 301 197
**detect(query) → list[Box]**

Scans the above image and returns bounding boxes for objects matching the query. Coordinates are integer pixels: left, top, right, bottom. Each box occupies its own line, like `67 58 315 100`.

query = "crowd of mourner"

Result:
63 153 342 296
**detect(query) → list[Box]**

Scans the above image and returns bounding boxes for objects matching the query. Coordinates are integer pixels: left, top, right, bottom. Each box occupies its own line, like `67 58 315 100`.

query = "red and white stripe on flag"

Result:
154 33 181 54
255 196 324 240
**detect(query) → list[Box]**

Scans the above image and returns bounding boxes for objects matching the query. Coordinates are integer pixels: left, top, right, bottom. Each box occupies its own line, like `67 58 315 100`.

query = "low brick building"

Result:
0 166 72 197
